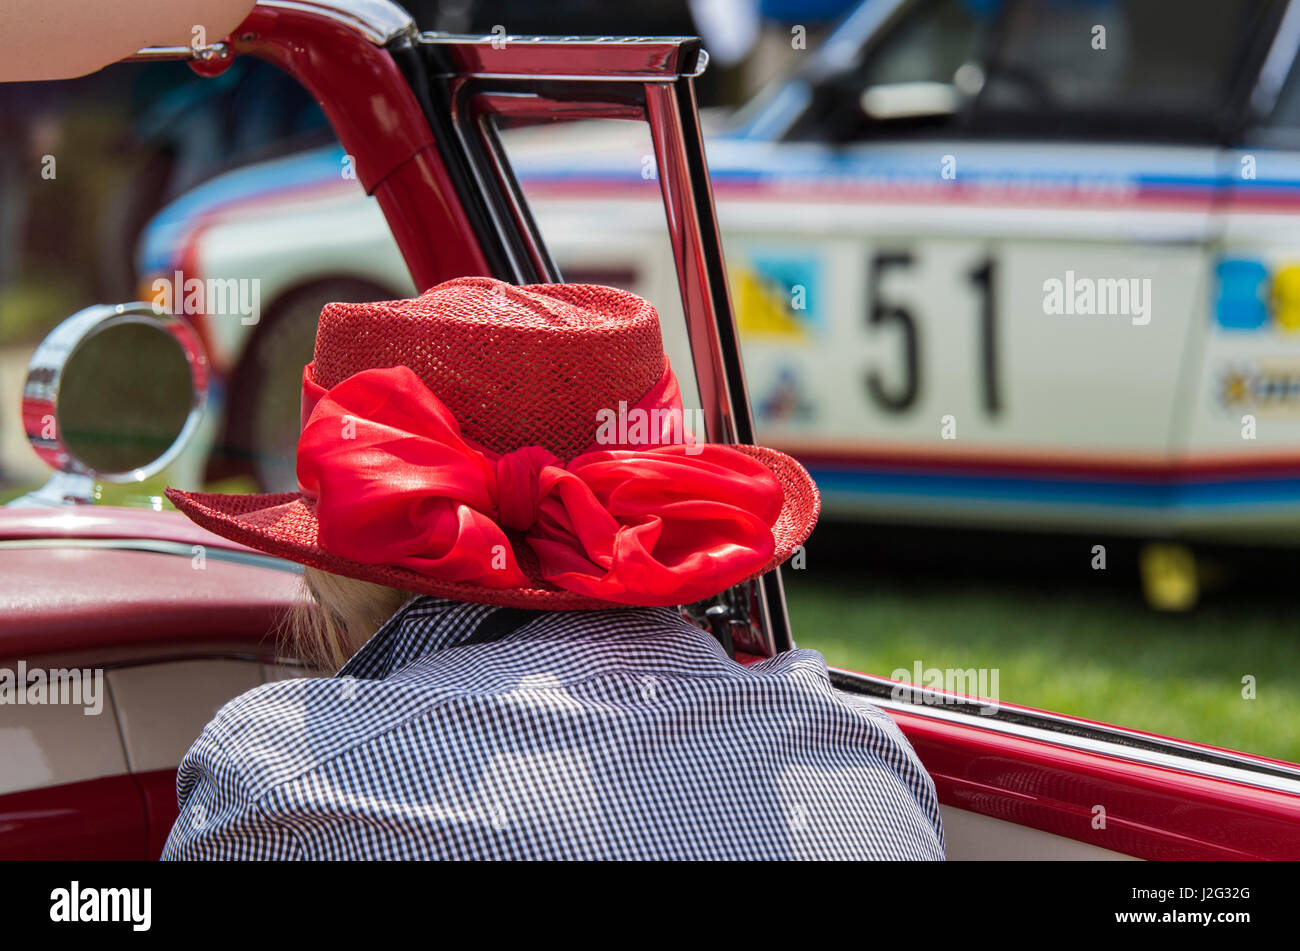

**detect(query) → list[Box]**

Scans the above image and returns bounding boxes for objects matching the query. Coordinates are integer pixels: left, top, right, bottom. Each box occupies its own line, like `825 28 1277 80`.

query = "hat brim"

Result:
165 445 819 610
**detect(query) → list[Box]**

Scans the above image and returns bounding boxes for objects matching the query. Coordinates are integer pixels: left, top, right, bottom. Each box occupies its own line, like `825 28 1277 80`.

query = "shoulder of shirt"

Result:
191 606 890 803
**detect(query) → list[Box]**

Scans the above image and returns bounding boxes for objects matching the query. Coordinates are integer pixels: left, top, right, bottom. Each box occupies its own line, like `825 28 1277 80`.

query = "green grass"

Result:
784 574 1300 764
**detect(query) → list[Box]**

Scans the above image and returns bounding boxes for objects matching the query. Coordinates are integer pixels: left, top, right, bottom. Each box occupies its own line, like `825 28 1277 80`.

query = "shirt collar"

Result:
335 595 500 681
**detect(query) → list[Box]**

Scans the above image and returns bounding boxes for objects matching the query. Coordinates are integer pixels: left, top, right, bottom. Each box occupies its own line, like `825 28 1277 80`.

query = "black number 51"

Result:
864 251 1001 417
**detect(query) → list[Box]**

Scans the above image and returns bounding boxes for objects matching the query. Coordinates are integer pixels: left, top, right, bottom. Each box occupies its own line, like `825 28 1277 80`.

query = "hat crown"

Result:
310 277 667 459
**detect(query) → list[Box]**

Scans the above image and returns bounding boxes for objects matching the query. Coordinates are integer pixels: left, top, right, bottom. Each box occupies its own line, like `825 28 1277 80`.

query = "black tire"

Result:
214 278 397 492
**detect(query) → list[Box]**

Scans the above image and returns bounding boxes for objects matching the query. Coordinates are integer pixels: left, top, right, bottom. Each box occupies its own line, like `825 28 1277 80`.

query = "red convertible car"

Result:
2 0 1300 862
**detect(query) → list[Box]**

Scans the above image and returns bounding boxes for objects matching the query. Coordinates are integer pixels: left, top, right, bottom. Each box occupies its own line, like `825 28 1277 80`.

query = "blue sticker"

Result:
1214 258 1268 330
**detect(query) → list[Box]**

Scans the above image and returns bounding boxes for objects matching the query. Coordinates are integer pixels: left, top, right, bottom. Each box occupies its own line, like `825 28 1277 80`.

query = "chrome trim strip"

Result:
6 652 301 674
832 668 1300 795
128 42 231 63
0 537 302 574
467 106 562 282
439 72 689 83
419 34 706 82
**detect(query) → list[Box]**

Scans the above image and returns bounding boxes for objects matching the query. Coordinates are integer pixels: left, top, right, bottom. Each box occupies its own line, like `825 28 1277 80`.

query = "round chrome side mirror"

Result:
15 303 208 505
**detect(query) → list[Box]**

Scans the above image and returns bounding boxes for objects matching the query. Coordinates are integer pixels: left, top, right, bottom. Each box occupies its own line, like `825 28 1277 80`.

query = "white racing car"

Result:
139 0 1300 603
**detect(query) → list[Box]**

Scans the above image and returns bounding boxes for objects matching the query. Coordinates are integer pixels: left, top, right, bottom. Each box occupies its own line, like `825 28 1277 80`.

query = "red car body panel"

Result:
891 707 1300 860
136 769 186 861
0 510 298 668
0 506 267 550
0 777 147 861
226 4 490 290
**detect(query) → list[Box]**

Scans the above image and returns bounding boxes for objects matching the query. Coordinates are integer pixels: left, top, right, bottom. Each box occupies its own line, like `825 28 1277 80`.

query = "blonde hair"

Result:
285 566 415 671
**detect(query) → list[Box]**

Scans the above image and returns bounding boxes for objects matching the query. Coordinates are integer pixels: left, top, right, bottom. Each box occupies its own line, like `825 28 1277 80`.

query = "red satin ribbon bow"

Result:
295 363 783 606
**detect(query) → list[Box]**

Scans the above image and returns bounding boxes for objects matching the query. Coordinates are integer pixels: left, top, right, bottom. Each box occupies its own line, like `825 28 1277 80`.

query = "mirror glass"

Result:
57 320 194 477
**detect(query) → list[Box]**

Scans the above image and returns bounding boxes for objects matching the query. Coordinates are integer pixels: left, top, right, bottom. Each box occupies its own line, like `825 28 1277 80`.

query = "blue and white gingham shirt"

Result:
162 596 944 860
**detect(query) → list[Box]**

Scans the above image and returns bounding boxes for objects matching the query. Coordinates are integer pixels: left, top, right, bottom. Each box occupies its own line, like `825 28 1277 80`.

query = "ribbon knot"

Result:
493 446 560 532
295 363 784 606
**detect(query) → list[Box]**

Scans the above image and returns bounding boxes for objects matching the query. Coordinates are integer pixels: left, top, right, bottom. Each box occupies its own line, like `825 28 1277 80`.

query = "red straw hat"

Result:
166 277 819 609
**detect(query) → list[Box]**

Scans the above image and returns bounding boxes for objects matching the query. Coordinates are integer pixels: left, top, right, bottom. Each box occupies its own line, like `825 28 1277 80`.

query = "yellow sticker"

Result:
1271 264 1300 331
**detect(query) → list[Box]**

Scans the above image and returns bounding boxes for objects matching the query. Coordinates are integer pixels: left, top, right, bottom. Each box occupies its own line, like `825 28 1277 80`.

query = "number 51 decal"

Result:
865 251 1001 416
